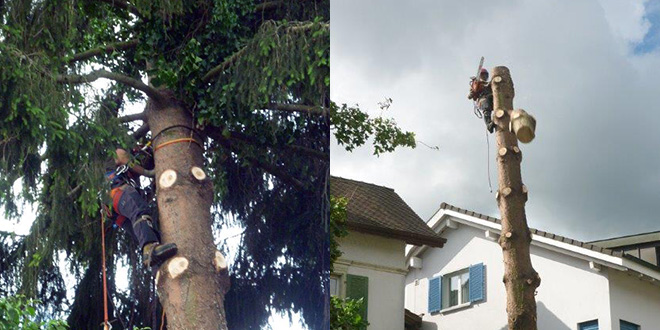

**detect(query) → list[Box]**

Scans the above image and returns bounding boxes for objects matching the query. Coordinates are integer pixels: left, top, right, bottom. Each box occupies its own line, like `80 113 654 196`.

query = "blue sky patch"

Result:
633 1 660 54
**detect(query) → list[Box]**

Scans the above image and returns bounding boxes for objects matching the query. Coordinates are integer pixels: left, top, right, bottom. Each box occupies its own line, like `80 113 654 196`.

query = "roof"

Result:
589 230 660 249
437 202 623 257
329 176 446 247
407 202 660 283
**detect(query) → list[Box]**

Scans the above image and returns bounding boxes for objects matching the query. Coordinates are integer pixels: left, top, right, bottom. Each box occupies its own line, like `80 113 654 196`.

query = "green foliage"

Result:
330 296 369 330
330 196 348 272
331 102 416 156
1 0 330 329
0 295 68 330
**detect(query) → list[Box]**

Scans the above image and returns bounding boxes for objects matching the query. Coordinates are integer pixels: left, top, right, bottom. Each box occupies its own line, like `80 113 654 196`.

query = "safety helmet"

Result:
480 68 489 77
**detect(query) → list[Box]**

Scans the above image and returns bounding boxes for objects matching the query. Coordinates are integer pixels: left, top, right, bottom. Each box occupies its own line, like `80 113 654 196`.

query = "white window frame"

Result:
438 267 472 313
330 274 341 297
332 263 349 298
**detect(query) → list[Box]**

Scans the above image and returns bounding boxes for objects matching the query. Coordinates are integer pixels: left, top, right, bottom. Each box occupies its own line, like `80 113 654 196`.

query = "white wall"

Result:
337 231 407 330
609 269 660 329
405 222 613 330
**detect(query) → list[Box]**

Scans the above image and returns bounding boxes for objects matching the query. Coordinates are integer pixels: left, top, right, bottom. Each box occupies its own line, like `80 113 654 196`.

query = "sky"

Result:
330 0 660 242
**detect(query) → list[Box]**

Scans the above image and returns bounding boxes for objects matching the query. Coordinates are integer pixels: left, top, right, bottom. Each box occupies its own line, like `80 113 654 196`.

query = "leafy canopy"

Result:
1 0 329 329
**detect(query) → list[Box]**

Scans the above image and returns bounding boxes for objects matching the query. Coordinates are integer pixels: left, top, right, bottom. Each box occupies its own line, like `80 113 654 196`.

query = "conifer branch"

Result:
255 1 284 11
215 137 305 190
265 103 327 116
68 39 139 64
56 70 166 104
201 46 248 83
133 123 150 140
201 22 328 83
67 184 82 197
205 127 328 161
97 0 141 17
118 112 146 123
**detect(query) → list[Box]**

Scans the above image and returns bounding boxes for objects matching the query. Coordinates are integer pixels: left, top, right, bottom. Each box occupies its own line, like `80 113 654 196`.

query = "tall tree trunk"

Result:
491 66 540 330
146 96 228 330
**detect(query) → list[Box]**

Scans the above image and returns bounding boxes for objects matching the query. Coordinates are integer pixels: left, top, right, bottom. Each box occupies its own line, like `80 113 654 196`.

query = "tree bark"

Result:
491 66 540 330
145 95 228 330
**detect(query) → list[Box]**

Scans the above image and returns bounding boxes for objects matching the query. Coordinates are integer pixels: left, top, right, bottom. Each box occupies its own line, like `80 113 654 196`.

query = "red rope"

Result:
100 210 110 330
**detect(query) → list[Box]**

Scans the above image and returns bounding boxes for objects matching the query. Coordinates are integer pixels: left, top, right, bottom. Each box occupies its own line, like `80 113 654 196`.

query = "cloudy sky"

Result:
330 0 660 242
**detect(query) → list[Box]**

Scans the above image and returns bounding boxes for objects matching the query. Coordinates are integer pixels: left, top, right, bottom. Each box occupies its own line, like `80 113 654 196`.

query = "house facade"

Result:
330 177 445 330
405 203 660 330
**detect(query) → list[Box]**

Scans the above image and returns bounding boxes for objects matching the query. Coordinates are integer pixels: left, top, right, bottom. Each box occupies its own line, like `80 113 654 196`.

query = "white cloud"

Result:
331 0 660 241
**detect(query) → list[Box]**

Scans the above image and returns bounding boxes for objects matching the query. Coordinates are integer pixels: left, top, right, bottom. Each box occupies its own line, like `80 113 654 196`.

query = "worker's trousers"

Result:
116 186 160 251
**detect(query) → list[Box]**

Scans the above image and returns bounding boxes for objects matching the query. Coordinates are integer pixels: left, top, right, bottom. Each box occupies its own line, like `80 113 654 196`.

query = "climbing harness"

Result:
100 209 110 330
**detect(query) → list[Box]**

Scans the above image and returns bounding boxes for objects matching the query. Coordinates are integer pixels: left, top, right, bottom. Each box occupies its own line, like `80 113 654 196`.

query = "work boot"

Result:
143 242 178 267
487 122 497 133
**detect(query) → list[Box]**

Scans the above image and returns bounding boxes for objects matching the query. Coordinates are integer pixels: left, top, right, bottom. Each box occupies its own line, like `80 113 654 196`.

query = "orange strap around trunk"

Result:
154 138 202 152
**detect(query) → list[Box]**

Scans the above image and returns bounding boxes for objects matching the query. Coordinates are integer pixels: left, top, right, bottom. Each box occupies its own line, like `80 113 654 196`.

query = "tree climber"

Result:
104 147 177 268
468 68 496 133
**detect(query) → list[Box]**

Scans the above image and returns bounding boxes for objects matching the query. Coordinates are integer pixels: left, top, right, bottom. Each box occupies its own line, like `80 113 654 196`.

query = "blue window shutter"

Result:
469 263 485 302
620 320 639 330
579 320 599 330
428 276 441 313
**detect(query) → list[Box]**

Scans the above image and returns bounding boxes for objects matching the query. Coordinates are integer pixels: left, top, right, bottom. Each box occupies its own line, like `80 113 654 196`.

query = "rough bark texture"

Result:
491 66 540 330
146 95 228 330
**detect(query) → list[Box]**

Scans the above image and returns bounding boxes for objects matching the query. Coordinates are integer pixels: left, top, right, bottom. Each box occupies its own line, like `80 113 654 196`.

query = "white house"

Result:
330 176 445 330
405 202 660 330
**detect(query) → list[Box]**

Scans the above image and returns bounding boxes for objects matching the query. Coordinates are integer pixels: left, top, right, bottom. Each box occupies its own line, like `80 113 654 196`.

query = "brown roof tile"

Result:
330 176 446 247
439 202 621 257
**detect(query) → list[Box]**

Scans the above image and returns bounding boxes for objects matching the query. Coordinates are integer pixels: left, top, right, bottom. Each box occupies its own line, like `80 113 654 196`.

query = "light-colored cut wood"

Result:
168 257 189 279
159 169 177 188
191 166 206 181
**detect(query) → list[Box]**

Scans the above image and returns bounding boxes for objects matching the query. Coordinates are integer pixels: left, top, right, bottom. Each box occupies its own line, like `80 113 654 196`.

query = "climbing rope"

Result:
486 130 493 193
100 209 110 330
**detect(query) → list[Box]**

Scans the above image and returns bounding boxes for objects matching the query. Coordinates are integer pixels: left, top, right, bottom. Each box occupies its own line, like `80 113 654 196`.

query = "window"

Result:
578 320 598 330
329 276 339 296
427 263 484 314
620 320 639 330
444 269 470 308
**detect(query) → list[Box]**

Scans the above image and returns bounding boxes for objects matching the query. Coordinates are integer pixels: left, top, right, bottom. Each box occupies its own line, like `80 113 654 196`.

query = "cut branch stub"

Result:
191 166 207 181
493 76 503 83
495 109 506 119
522 185 528 194
167 257 189 279
159 170 177 188
214 250 228 272
502 187 512 197
498 147 508 157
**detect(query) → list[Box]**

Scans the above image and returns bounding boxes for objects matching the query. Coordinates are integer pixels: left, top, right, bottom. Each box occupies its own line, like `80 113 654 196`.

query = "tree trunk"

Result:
146 96 228 330
490 66 540 330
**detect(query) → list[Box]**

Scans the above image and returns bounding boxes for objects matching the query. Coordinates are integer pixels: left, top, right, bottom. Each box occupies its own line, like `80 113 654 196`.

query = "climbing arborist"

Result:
468 68 496 133
104 147 177 268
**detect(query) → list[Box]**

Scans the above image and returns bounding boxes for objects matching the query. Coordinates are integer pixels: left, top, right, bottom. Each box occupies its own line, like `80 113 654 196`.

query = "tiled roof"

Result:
438 202 625 258
330 176 446 247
